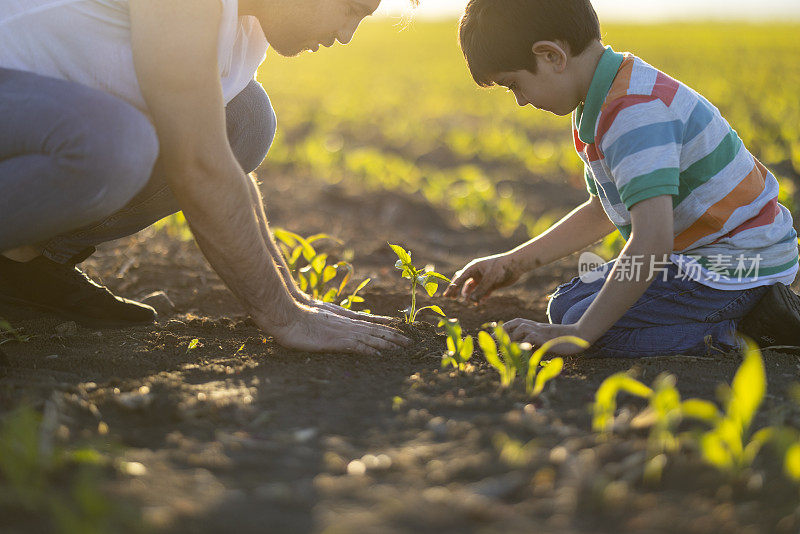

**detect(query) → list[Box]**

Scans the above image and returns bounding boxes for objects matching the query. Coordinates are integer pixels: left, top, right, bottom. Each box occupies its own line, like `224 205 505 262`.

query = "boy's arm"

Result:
445 194 615 301
573 194 674 341
504 195 674 351
509 194 616 271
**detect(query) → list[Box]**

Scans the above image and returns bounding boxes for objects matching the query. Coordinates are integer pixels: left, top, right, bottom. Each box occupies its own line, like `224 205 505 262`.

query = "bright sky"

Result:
376 0 800 21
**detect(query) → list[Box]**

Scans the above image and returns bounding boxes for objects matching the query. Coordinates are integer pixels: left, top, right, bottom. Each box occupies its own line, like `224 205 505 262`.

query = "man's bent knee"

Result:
227 81 277 173
69 100 159 221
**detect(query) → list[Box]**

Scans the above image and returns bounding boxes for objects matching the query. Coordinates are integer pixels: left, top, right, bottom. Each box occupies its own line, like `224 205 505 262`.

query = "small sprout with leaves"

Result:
477 322 532 388
0 318 32 346
591 339 800 483
439 318 473 371
186 338 200 354
690 338 772 475
389 244 450 324
524 336 586 398
275 228 370 310
340 278 371 313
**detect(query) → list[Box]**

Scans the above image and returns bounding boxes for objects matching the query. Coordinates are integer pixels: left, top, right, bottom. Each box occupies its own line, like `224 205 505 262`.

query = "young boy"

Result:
444 0 800 357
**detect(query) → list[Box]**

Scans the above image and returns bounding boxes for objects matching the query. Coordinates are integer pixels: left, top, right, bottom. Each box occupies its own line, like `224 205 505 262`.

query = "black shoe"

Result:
0 254 156 328
739 283 800 347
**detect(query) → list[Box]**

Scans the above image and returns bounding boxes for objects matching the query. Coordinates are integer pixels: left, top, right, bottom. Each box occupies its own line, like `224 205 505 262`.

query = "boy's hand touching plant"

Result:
503 319 589 356
444 252 523 302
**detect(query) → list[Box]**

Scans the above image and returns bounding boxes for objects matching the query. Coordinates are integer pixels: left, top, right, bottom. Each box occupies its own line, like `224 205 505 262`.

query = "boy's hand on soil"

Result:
266 306 412 357
503 319 589 355
444 253 520 303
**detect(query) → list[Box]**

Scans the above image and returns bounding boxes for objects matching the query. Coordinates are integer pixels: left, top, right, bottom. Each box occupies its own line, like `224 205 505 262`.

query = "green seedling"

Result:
389 244 449 324
0 317 32 346
186 338 200 354
477 322 532 388
687 338 773 475
275 228 370 310
0 405 134 532
439 318 473 371
524 336 587 397
340 277 371 313
592 340 797 482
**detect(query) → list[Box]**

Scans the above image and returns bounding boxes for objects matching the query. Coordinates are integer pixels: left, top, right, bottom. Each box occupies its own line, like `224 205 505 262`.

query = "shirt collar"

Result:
575 45 625 144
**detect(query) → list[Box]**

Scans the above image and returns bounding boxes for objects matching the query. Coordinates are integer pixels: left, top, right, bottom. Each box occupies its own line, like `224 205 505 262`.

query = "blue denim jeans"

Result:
547 260 769 357
0 67 276 263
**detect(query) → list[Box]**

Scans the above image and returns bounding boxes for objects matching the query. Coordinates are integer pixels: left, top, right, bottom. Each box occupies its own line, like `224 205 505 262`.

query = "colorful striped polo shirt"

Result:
574 46 798 290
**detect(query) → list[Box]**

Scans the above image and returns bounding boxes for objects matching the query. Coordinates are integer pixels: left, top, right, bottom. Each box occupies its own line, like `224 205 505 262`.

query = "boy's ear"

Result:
531 41 568 73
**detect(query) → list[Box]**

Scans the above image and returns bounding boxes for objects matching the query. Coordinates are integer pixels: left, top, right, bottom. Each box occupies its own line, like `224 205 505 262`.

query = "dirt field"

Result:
2 168 799 534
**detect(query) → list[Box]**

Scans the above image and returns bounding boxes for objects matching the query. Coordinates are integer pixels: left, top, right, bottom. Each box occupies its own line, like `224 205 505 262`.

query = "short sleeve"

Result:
584 165 598 196
598 99 682 209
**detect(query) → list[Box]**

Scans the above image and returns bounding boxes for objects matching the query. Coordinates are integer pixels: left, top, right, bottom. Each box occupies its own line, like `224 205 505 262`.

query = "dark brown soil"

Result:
1 171 799 534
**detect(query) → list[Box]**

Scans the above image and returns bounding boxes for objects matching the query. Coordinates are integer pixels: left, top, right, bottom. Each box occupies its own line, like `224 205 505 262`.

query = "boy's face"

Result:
249 0 380 57
493 69 580 117
491 42 584 117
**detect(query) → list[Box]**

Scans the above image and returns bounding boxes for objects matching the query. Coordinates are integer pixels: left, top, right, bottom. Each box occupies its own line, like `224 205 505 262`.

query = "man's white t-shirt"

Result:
0 0 269 116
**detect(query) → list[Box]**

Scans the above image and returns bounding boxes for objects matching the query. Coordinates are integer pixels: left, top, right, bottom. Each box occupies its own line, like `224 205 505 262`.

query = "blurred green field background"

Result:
257 21 800 240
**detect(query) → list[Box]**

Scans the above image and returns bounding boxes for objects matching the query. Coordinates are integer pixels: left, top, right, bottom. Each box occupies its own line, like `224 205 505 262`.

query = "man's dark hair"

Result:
459 0 601 87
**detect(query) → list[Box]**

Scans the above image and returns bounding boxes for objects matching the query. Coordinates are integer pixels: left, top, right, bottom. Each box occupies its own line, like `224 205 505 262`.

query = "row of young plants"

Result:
593 340 800 485
384 243 800 486
391 243 585 398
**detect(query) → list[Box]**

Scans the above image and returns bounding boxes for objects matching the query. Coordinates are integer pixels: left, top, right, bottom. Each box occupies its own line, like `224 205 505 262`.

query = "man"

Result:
0 0 414 355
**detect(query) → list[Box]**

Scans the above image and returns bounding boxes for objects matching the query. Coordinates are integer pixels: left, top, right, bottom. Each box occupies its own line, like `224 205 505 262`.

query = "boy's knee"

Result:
547 292 571 324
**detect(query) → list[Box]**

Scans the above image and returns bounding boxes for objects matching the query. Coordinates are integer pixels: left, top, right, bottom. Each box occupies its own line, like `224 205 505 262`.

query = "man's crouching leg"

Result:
0 67 159 328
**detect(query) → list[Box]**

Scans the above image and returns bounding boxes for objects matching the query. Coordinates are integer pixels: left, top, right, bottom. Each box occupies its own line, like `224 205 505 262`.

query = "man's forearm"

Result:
510 197 615 271
244 174 305 299
168 159 297 327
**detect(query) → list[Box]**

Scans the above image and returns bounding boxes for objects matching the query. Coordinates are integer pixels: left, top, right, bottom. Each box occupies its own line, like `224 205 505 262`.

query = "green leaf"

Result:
311 253 328 274
479 331 506 381
446 337 456 354
680 399 722 424
417 305 445 317
460 335 474 361
785 443 800 480
424 280 438 297
743 427 775 466
308 270 319 291
289 246 304 266
273 228 300 247
700 431 734 470
425 272 452 284
306 233 340 246
276 230 316 262
728 339 766 432
322 264 338 285
186 338 200 352
352 278 371 295
388 243 412 265
592 373 653 433
336 262 354 295
531 357 564 397
322 288 338 303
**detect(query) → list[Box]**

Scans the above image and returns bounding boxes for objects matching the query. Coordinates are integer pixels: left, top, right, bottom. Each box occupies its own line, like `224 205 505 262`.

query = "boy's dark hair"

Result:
459 0 601 87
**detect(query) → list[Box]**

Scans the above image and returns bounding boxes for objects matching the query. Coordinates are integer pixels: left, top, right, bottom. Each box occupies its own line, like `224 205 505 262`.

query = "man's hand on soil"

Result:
503 319 589 355
267 305 412 357
311 301 394 325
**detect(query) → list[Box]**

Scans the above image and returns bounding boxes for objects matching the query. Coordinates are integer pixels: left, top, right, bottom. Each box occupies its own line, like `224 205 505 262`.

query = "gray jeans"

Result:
0 67 276 263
